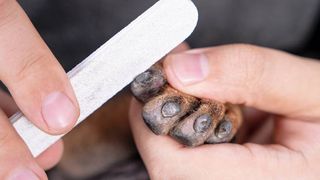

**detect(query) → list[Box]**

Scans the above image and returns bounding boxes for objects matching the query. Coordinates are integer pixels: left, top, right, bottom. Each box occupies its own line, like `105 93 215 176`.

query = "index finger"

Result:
0 0 79 134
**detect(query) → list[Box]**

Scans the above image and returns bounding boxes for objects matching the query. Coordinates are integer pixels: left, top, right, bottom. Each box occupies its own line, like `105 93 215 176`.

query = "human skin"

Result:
0 0 79 179
129 44 320 179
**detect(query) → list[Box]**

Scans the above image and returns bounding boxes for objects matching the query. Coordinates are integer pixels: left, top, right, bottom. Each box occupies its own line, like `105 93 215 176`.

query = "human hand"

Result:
129 44 320 179
0 1 79 179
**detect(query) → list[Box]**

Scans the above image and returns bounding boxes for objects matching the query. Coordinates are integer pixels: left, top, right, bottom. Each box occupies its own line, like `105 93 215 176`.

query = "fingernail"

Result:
7 168 39 180
169 53 209 85
42 92 77 131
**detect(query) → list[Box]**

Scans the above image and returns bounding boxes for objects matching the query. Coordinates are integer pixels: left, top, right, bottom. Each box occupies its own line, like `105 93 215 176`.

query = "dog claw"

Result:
206 105 243 144
161 101 181 118
194 114 212 133
142 87 198 135
131 64 166 102
216 120 233 139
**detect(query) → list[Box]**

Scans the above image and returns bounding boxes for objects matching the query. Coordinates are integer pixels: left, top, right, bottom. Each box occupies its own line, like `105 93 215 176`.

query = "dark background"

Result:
18 0 320 72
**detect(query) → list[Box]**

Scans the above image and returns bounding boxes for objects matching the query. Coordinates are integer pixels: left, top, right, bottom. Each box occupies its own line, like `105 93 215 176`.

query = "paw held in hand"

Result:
131 63 243 146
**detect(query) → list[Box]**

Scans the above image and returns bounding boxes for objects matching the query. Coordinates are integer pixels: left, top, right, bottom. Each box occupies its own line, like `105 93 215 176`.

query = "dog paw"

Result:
131 63 243 146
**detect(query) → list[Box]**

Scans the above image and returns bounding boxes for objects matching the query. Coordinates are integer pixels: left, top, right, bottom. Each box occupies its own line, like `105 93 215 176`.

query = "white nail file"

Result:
10 0 198 157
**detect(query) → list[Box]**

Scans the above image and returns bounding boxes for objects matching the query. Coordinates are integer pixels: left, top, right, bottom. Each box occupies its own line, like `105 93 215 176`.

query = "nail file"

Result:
9 0 198 157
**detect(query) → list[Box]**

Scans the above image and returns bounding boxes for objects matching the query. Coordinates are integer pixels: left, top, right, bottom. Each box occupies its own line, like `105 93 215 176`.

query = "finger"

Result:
163 44 320 121
0 110 47 180
36 140 64 170
0 89 18 116
0 0 79 134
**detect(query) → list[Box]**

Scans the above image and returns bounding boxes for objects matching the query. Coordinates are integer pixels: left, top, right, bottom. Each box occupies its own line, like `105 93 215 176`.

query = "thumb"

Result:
164 44 320 121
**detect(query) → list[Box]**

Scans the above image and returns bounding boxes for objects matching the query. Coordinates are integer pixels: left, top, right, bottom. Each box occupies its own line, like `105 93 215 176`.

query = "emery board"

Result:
10 0 198 157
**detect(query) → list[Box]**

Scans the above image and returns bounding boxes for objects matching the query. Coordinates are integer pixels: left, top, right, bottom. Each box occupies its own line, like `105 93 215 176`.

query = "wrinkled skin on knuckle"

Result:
131 62 243 146
226 44 267 90
211 44 268 105
12 53 46 83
